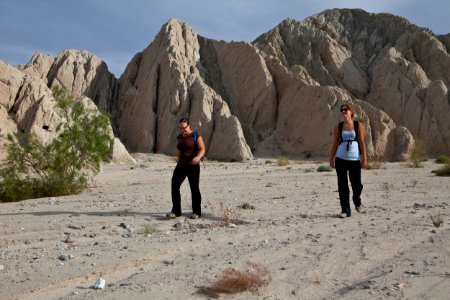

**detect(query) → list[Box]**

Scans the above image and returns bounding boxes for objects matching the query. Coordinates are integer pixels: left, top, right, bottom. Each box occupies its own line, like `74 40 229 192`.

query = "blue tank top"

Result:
336 130 360 161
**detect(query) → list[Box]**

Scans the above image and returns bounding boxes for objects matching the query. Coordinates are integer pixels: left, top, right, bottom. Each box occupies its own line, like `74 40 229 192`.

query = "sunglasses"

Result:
340 108 349 112
179 124 189 130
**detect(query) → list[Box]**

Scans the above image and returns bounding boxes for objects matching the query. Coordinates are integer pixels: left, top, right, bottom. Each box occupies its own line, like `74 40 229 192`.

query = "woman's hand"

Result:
192 156 201 164
329 159 335 168
361 158 368 169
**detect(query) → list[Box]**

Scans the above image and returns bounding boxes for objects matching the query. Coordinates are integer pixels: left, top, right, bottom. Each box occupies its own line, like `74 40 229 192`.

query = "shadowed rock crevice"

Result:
197 36 231 110
153 63 160 153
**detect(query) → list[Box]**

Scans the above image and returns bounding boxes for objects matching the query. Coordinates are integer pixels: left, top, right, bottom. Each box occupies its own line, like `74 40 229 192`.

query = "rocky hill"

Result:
0 52 134 164
1 9 449 161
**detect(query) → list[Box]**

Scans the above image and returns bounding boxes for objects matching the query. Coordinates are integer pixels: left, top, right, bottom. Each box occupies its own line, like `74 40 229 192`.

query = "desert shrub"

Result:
140 224 158 235
366 155 383 170
366 162 382 170
313 274 321 284
0 86 111 201
197 262 270 297
430 213 444 228
265 160 272 164
409 179 418 188
409 140 428 167
239 202 255 210
432 164 450 176
382 182 394 191
435 155 450 164
317 164 333 172
220 202 241 226
277 157 289 166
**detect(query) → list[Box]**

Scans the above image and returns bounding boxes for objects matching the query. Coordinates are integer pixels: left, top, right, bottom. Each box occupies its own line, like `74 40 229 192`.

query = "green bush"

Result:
409 140 428 168
317 164 333 172
435 155 450 164
432 164 450 177
0 86 111 201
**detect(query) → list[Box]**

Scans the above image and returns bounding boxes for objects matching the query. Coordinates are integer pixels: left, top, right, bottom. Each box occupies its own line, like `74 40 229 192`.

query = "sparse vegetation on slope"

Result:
0 86 111 201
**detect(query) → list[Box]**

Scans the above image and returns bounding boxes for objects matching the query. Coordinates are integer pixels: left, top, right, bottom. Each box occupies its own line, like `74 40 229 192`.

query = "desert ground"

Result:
0 154 449 300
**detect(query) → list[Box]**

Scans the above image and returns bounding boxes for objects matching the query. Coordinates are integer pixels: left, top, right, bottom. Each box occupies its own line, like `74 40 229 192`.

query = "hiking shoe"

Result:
190 214 200 219
339 212 348 218
166 212 177 219
355 206 365 213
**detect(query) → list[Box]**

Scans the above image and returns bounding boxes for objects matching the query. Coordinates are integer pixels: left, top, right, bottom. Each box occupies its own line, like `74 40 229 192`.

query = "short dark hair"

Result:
179 117 190 125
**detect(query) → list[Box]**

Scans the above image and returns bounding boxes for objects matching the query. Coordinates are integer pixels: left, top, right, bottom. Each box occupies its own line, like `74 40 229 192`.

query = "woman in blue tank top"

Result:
329 104 367 218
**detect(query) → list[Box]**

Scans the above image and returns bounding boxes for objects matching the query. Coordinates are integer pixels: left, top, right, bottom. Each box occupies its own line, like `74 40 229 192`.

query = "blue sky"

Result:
1 0 449 77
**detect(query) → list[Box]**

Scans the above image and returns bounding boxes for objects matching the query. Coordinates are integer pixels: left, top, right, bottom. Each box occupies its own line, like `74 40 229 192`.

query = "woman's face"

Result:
340 106 352 118
179 122 191 134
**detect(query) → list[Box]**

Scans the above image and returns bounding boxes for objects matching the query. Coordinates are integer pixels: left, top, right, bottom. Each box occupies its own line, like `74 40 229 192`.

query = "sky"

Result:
1 0 449 77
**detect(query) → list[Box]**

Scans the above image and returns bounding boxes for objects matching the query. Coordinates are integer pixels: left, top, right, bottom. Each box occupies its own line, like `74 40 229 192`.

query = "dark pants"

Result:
171 163 201 216
335 157 363 215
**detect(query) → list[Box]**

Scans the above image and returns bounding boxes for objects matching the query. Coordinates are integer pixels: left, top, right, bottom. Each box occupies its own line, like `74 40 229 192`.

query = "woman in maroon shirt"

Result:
167 118 205 219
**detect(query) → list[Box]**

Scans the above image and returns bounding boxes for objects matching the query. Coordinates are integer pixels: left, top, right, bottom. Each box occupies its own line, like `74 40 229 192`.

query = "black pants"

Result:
171 163 201 216
335 157 363 215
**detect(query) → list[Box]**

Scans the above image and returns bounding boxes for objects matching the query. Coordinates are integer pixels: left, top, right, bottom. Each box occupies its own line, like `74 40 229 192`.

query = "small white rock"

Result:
94 278 106 289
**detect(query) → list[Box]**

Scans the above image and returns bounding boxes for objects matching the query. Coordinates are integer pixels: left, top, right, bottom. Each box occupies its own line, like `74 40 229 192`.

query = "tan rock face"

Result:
116 19 253 161
110 138 137 165
0 57 133 164
252 9 449 157
1 60 59 144
0 60 26 110
368 48 449 155
46 50 118 114
17 52 55 83
198 39 277 149
0 104 18 161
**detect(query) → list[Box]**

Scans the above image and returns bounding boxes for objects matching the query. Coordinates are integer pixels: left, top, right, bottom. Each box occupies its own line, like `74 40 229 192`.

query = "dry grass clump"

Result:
409 140 428 168
435 155 450 164
220 202 241 226
317 164 333 172
140 224 158 235
313 274 321 284
277 157 290 166
197 262 271 298
382 182 394 191
239 202 255 210
366 155 383 170
430 213 444 228
432 164 450 177
207 200 216 217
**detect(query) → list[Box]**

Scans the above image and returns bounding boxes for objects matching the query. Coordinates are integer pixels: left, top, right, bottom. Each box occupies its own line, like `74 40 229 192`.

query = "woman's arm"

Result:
329 126 339 168
358 122 367 168
192 135 206 164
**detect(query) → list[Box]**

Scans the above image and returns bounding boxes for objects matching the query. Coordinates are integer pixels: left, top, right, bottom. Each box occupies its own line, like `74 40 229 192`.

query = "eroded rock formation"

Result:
253 9 449 156
1 8 449 162
0 59 135 165
115 20 252 161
